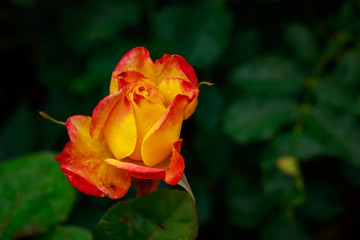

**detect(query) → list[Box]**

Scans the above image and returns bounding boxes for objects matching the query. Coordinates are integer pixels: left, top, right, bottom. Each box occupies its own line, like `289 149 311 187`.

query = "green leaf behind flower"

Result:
34 226 92 240
0 152 76 240
93 189 197 240
224 98 297 143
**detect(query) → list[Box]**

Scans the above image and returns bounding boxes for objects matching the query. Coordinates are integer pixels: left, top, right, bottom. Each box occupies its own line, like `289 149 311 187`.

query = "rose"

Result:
56 47 199 199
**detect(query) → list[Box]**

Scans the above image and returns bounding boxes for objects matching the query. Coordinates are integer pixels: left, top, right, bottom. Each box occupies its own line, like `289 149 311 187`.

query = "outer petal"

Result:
165 139 185 185
105 158 167 180
90 91 123 141
61 167 104 197
55 115 131 199
141 95 191 167
110 47 154 93
105 139 185 185
172 55 198 87
110 47 198 93
103 93 137 160
158 78 199 119
155 54 194 85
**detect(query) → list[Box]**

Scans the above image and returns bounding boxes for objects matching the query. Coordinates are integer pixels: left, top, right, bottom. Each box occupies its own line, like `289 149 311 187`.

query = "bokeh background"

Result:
1 0 360 239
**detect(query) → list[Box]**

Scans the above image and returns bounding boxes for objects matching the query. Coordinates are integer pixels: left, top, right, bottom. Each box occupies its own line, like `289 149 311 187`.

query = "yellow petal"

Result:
158 78 199 119
128 92 166 160
141 95 191 167
103 94 137 160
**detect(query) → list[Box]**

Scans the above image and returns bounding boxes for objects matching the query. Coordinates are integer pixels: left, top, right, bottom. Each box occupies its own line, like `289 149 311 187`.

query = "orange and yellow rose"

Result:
56 47 199 199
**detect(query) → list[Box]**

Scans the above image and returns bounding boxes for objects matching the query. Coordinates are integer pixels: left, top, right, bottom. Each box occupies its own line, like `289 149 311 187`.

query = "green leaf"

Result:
305 107 360 166
315 81 360 116
223 98 297 143
34 226 92 240
283 23 319 63
269 132 325 160
323 50 360 95
230 56 305 97
151 0 233 69
93 189 198 240
261 162 305 208
261 215 308 240
0 152 77 239
261 145 305 208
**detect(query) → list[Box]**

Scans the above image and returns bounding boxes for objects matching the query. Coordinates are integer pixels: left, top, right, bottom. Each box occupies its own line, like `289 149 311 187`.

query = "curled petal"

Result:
165 139 185 185
90 91 123 141
141 95 191 167
155 54 195 85
158 78 199 119
105 139 185 185
103 94 137 160
172 55 198 87
56 115 131 199
105 158 167 180
112 71 155 93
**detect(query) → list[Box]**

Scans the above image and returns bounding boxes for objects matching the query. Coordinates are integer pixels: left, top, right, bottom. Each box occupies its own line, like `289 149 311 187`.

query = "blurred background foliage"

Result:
1 0 360 239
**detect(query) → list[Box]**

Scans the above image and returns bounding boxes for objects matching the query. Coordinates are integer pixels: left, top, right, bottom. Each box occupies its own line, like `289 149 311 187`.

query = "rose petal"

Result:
155 54 193 85
90 91 123 141
165 139 185 185
105 139 184 185
110 47 154 93
103 93 137 160
157 78 199 119
110 47 197 93
61 167 104 197
128 92 166 160
56 115 131 199
141 95 191 167
172 55 198 87
105 158 167 180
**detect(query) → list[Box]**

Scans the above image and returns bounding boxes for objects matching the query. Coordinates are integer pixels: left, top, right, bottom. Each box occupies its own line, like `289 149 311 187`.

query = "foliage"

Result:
94 190 197 240
1 0 360 239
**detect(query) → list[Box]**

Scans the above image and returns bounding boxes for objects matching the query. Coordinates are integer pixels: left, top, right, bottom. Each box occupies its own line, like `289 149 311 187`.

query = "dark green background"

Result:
1 0 360 239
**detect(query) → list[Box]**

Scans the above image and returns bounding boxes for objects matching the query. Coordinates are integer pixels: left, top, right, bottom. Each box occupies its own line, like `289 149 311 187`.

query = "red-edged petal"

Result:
172 55 198 87
157 78 199 119
90 91 123 141
61 167 104 197
110 47 153 93
105 139 185 185
105 158 167 180
56 115 132 199
165 139 185 185
154 54 193 85
141 95 191 167
110 47 198 92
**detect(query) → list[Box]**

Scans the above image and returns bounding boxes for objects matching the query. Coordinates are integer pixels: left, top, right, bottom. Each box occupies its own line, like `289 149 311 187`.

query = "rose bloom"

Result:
56 47 199 199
